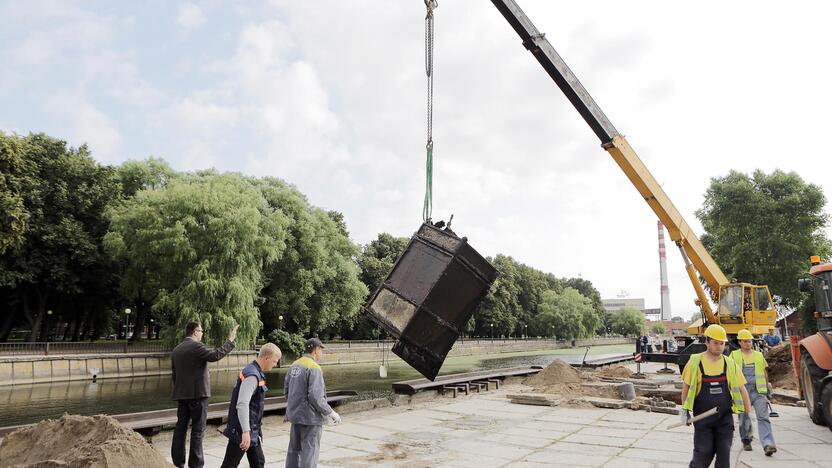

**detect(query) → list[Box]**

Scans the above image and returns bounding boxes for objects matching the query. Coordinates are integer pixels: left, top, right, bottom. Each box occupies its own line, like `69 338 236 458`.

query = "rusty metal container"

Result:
364 223 496 380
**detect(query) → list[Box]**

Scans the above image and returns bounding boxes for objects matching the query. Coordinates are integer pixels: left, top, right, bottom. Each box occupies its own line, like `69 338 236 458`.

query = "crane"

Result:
489 0 777 354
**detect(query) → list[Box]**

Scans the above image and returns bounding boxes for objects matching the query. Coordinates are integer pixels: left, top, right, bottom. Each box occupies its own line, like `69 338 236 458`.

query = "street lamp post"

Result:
550 325 555 342
124 308 131 353
45 310 52 342
524 324 527 339
150 318 155 340
278 315 283 332
490 323 494 340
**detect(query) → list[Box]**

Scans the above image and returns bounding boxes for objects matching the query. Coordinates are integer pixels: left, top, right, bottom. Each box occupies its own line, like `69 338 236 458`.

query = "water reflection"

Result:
0 346 627 427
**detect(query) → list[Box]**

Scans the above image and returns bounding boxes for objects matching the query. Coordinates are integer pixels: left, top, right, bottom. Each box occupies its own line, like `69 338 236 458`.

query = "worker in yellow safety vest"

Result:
680 324 752 468
730 329 777 456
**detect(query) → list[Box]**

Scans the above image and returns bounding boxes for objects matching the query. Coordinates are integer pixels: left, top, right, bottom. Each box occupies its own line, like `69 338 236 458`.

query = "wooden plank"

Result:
392 366 541 394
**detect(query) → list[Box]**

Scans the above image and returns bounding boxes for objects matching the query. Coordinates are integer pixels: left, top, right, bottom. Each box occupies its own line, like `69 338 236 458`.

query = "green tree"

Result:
650 322 666 335
0 133 119 342
611 307 645 337
106 174 283 346
116 157 176 198
0 132 35 256
671 316 684 323
349 232 408 339
697 169 830 307
473 255 521 337
563 277 604 335
533 287 595 340
254 178 367 340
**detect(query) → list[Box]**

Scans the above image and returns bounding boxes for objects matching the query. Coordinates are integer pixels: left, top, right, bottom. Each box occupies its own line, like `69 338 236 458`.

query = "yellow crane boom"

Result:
490 0 776 334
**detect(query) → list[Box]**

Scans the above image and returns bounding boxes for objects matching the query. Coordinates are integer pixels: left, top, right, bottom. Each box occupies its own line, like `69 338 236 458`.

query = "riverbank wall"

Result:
0 337 631 386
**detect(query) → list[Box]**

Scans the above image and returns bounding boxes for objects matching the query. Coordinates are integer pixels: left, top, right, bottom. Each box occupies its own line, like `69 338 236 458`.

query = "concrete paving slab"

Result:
524 449 612 466
619 447 689 462
478 432 556 449
440 437 536 461
150 382 831 468
631 437 692 454
543 441 623 456
516 419 587 433
577 425 649 439
778 442 832 461
317 446 372 462
327 421 395 440
562 433 637 448
494 425 569 441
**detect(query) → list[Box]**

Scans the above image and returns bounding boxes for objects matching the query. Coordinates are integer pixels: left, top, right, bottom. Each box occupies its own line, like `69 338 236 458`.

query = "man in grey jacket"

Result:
171 322 237 468
284 338 340 468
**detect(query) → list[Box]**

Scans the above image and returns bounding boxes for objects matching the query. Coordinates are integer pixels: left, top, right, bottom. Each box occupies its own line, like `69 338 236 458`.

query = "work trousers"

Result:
171 398 209 468
689 412 733 468
219 439 266 468
739 388 776 448
285 423 323 468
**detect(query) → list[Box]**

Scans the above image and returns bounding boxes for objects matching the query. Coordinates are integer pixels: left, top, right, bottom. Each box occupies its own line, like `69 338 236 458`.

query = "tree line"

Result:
2 132 829 345
0 132 614 346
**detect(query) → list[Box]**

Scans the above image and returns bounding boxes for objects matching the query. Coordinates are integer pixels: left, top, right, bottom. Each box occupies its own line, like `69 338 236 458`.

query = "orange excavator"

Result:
796 256 832 428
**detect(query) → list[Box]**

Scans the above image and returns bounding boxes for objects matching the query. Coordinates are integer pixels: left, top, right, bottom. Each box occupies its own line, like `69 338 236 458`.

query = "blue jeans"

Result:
739 387 776 448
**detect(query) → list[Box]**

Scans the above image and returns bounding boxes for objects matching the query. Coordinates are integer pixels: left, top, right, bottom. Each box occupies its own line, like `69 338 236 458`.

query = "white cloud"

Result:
4 0 832 321
177 3 206 30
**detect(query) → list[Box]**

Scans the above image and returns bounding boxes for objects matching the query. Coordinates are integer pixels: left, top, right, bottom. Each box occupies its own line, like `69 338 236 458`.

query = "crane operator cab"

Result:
717 283 775 329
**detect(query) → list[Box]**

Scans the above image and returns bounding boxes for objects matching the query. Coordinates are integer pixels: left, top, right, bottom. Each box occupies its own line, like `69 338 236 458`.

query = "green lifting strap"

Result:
423 145 433 221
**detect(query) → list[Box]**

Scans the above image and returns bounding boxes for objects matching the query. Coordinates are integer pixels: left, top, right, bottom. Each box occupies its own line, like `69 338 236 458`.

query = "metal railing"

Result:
0 341 172 356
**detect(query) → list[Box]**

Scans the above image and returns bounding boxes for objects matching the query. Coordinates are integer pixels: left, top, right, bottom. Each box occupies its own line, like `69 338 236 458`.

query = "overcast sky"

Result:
2 1 831 320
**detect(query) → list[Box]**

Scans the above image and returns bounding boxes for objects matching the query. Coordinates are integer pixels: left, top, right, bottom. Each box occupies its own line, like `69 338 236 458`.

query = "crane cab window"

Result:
753 287 772 311
718 286 743 317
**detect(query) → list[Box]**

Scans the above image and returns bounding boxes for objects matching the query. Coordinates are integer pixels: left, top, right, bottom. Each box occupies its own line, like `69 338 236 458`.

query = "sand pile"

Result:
594 365 634 379
766 344 797 390
523 359 620 403
0 414 173 468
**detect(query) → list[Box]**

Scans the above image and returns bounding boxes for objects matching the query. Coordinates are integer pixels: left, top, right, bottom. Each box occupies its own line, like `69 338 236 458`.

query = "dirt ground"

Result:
0 414 172 468
521 359 623 404
767 344 798 391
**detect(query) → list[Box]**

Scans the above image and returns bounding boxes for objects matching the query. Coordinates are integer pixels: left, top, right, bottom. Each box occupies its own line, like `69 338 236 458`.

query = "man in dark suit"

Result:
171 321 238 468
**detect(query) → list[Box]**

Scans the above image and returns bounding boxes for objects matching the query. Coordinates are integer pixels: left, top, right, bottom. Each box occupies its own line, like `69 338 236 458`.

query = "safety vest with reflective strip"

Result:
729 349 768 394
683 353 745 414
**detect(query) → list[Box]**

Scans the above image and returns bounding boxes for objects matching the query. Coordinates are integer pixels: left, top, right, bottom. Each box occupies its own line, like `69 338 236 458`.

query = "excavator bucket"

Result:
364 223 496 380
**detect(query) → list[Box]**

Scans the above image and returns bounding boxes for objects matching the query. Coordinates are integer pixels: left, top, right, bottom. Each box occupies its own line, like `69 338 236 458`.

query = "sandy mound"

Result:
522 359 620 404
766 344 798 391
594 365 634 379
0 414 173 468
524 359 582 390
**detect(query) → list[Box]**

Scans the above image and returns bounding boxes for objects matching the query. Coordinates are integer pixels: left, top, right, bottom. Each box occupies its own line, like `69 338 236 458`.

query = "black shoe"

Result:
742 442 752 451
764 446 777 456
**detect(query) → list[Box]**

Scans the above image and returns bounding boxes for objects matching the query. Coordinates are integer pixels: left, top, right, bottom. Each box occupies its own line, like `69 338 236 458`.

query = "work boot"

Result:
764 446 777 456
742 441 752 451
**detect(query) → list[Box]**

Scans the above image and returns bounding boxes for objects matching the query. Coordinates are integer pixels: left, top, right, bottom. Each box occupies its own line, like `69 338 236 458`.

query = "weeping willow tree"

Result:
106 173 286 346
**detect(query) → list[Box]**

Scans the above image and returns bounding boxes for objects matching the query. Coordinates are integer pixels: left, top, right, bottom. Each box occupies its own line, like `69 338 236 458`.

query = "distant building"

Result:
602 298 645 313
642 308 662 320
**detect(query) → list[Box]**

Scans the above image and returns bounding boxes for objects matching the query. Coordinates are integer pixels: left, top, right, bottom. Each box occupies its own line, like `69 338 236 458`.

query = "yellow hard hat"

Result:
704 324 728 342
737 329 754 340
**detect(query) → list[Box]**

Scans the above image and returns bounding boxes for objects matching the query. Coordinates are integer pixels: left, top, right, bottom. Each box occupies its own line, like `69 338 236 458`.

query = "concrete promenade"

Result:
152 383 832 467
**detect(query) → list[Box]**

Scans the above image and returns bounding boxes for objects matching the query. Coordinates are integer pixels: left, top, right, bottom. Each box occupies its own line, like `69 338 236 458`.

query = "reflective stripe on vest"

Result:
239 371 266 387
683 353 745 414
729 349 767 394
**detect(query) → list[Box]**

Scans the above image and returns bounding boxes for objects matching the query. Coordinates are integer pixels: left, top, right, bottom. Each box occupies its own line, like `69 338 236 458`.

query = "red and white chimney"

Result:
658 221 672 320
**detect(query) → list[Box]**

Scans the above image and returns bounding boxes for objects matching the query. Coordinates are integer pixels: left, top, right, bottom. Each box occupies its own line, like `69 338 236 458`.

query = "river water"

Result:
0 345 631 427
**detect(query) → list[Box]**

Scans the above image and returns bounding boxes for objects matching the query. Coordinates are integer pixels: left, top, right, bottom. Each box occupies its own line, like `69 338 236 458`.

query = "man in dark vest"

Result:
220 342 282 468
284 338 340 468
680 324 751 468
171 322 237 468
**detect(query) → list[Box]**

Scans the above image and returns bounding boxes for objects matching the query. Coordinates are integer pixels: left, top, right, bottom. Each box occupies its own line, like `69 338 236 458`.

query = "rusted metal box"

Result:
364 223 496 380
